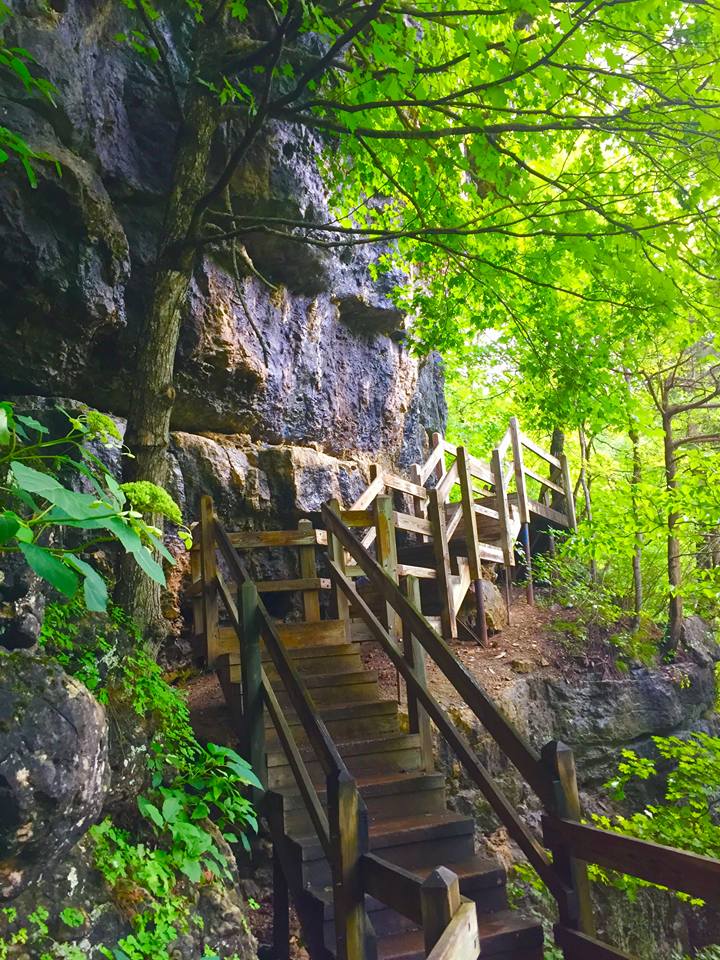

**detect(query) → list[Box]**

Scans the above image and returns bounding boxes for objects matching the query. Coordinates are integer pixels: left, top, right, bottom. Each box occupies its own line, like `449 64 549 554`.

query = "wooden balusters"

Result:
541 740 595 936
560 454 578 530
189 531 204 653
428 486 457 639
490 449 514 620
200 495 220 665
457 445 488 643
298 517 321 621
510 418 534 605
403 576 434 771
328 497 352 640
327 770 377 960
239 580 266 797
431 431 446 484
375 495 402 642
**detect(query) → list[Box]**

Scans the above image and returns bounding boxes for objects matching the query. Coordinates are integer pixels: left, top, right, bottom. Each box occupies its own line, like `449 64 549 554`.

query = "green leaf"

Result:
161 794 183 822
138 796 164 829
15 414 48 435
0 511 20 544
0 407 10 444
179 858 202 883
18 543 79 597
66 556 108 612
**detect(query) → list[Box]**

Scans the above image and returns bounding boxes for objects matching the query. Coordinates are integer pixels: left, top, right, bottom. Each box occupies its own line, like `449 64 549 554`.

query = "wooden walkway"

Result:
190 418 720 960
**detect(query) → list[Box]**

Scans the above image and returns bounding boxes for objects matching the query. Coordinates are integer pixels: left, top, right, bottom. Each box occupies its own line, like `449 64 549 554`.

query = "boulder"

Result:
459 577 508 634
0 651 109 899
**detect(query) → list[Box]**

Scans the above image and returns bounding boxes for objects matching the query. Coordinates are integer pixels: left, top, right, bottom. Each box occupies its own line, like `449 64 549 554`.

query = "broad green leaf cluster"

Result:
0 401 190 612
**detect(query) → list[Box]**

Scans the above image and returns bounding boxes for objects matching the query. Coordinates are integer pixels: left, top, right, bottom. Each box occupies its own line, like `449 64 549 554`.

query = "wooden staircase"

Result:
189 419 720 960
215 617 543 959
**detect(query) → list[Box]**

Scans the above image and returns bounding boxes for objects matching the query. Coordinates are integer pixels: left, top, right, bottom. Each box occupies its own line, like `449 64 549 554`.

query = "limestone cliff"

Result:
0 0 446 532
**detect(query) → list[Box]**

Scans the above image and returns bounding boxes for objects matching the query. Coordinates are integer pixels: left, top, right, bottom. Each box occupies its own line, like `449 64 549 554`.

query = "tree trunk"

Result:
578 425 597 582
629 422 643 629
116 83 220 635
662 410 683 649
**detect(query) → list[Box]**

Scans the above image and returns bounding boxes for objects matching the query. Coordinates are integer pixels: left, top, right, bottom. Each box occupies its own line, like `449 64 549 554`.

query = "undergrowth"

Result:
0 598 261 960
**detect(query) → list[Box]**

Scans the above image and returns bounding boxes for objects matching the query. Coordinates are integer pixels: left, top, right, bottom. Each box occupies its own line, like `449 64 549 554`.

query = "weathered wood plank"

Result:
458 446 481 581
521 432 562 469
397 564 437 579
328 498 352 640
524 465 565 496
351 470 386 511
561 453 578 530
435 461 459 502
524 496 570 527
510 417 531 526
393 511 433 537
491 449 515 570
361 853 422 924
298 519 321 622
255 577 331 593
240 581 266 796
376 495 402 641
428 487 457 639
421 867 461 954
341 509 376 527
496 428 512 461
228 529 327 548
200 496 220 665
445 502 463 540
384 472 428 499
544 816 720 907
427 900 479 960
473 503 500 521
420 441 445 484
404 575 434 773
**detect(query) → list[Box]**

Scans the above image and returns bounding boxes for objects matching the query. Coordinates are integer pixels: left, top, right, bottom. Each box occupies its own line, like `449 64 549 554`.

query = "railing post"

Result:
403 576 434 772
200 495 220 666
239 580 266 797
457 445 488 644
375 495 402 642
431 432 445 485
510 418 534 605
298 518 321 621
327 770 377 960
264 791 291 960
560 454 578 530
490 448 514 622
190 531 204 656
409 463 429 541
421 867 461 954
328 498 352 641
428 487 457 640
541 740 595 938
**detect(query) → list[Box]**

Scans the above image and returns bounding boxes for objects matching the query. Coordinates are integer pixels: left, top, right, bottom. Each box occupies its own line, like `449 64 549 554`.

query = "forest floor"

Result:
185 588 574 958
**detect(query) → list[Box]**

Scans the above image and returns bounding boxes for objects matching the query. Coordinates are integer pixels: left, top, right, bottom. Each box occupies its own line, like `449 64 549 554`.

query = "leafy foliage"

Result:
0 401 190 611
593 734 720 903
37 597 259 960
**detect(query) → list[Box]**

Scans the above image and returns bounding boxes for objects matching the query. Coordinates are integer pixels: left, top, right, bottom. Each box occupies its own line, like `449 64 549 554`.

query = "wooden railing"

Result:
197 497 479 960
320 501 720 960
342 418 576 640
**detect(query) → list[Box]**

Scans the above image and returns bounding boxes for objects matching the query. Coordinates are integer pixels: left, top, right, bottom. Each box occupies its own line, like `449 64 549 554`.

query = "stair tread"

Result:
264 698 398 727
291 809 473 858
375 908 542 958
269 732 422 767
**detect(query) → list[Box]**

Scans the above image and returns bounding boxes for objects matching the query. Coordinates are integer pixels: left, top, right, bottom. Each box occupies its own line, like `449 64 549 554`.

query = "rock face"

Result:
0 651 109 899
0 3 445 473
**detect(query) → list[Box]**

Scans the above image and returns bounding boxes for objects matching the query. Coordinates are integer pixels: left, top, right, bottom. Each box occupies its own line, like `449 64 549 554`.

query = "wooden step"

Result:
374 911 544 960
264 699 401 749
227 648 364 683
268 733 423 790
291 810 476 888
270 670 381 713
281 771 447 834
216 619 348 659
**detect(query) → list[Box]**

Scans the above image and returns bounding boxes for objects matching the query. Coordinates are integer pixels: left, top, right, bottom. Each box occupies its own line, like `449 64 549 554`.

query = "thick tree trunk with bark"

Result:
116 83 220 635
662 411 683 649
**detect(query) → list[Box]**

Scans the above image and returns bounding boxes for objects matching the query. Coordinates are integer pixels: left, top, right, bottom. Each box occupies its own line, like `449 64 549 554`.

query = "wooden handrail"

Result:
435 460 459 501
324 547 568 903
214 517 349 782
521 431 562 469
262 674 332 858
322 504 555 805
361 853 423 924
554 927 632 959
544 816 720 908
